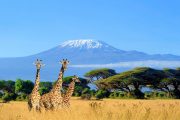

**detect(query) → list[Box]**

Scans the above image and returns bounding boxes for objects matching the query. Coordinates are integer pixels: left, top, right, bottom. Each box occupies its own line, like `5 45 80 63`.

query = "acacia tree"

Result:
96 76 144 98
160 78 180 98
172 78 180 98
126 76 144 98
84 68 116 90
84 68 116 82
96 67 167 99
163 68 180 98
99 78 132 97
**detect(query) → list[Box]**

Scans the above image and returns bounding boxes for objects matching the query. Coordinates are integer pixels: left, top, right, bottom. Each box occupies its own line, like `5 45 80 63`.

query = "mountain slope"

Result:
30 39 180 64
0 39 180 81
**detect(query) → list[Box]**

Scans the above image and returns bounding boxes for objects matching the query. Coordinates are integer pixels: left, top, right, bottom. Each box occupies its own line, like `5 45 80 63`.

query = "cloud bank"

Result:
70 60 180 68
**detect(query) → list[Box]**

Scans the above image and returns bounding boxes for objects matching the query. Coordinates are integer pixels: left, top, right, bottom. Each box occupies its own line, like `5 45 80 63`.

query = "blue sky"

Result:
0 0 180 57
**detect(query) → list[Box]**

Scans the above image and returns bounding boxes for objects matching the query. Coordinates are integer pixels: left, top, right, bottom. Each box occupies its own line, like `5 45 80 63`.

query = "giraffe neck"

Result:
64 81 75 101
33 69 40 92
51 66 64 92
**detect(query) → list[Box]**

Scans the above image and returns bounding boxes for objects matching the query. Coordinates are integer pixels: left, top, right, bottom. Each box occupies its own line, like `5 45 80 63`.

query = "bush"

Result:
81 94 92 100
109 92 116 98
173 90 180 99
90 90 96 97
74 92 81 97
158 92 166 98
82 88 90 94
132 89 144 99
2 92 16 103
16 93 27 101
39 87 49 95
0 92 3 98
95 89 109 100
144 92 153 99
119 92 125 97
80 88 93 100
152 92 159 98
109 91 127 98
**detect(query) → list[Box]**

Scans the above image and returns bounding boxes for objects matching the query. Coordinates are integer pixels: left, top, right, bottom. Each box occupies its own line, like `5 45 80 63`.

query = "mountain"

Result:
0 39 180 81
30 39 180 64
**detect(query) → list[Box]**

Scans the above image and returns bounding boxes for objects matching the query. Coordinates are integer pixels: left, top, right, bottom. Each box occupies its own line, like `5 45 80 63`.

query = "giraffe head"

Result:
60 59 70 70
34 59 44 70
72 75 81 83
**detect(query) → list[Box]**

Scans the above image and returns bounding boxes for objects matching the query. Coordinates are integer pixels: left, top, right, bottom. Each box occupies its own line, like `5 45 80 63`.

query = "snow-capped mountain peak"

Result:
60 39 104 49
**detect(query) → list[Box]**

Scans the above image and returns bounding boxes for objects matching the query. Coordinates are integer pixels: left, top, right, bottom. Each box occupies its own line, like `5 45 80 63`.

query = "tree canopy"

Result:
15 79 34 94
95 67 180 98
96 67 166 89
84 68 116 82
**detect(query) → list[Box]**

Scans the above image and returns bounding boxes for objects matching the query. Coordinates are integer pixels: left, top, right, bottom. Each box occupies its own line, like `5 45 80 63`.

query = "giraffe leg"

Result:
62 102 70 108
43 101 52 110
36 104 41 112
27 101 32 111
66 102 70 108
27 96 32 111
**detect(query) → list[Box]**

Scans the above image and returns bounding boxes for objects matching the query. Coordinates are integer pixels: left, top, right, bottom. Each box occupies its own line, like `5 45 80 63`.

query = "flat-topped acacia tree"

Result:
84 68 116 90
84 68 116 82
96 67 167 98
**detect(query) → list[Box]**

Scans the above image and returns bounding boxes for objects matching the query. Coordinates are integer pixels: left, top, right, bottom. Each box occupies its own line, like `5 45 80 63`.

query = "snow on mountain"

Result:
59 39 120 53
60 39 103 49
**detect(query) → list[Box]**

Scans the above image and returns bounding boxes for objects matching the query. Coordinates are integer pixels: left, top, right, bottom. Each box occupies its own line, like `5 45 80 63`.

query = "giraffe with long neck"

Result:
28 59 44 111
40 59 69 110
62 75 80 108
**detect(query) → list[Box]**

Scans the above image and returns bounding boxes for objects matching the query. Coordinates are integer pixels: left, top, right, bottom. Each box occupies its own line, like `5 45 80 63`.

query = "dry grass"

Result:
0 98 180 120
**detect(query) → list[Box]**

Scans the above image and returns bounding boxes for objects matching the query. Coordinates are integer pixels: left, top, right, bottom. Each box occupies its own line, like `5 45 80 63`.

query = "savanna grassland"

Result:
0 98 180 120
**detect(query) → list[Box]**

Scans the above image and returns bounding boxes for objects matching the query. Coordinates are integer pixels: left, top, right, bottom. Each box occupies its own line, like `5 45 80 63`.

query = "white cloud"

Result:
70 60 180 68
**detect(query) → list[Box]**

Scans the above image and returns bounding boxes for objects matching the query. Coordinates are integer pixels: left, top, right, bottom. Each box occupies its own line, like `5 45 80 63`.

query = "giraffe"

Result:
62 75 80 108
28 59 44 111
40 59 69 110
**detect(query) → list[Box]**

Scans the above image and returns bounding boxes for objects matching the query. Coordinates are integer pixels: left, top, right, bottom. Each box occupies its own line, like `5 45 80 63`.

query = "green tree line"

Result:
0 67 180 102
0 77 92 102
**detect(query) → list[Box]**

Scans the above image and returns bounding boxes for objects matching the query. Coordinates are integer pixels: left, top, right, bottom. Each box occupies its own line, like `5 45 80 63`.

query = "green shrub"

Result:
109 92 116 98
2 92 16 103
172 90 180 99
81 94 92 100
95 89 109 100
82 88 90 94
158 92 166 98
109 91 127 98
74 92 81 97
16 93 27 101
39 87 49 95
132 89 144 99
119 92 125 97
0 92 3 98
90 90 96 97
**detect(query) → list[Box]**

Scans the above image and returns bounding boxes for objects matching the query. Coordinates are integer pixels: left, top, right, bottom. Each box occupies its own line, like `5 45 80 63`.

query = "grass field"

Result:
0 98 180 120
